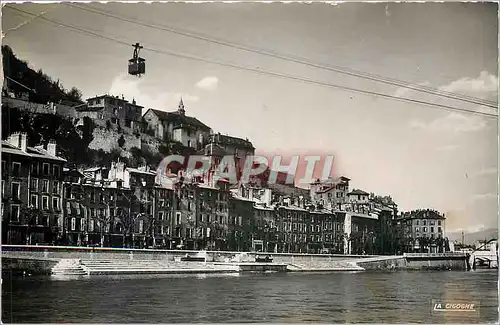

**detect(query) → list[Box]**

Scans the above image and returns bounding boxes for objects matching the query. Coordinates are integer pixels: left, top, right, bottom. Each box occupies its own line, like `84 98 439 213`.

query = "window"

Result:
423 227 427 232
71 218 76 231
43 163 50 176
423 220 427 226
415 227 420 232
53 165 60 177
42 180 49 193
52 197 60 211
89 219 95 232
31 195 38 208
159 211 164 221
31 178 39 191
52 181 60 194
139 220 144 233
42 196 49 210
438 227 442 233
90 208 95 217
11 182 20 200
161 225 164 234
159 199 165 207
430 227 434 233
80 218 85 231
176 212 181 225
31 162 39 175
438 221 442 226
416 220 419 225
46 217 50 227
1 180 4 198
2 160 6 174
11 205 20 222
12 162 21 177
90 192 95 203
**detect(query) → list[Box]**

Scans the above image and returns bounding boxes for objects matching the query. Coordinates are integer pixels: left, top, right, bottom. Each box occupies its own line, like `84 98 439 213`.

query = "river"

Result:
2 270 497 323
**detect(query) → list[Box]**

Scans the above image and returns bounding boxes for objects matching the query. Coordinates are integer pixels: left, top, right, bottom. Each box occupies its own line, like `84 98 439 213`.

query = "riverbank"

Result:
2 245 469 276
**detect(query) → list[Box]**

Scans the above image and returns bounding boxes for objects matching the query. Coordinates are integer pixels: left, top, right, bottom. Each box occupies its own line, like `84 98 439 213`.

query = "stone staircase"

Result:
78 259 240 275
51 259 88 276
286 259 365 272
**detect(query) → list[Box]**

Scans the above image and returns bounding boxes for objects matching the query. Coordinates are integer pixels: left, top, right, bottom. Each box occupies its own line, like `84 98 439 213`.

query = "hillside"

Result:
447 228 498 245
2 45 83 105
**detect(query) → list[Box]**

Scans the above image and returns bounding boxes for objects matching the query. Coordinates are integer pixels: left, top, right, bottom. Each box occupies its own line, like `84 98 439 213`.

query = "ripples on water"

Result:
2 270 498 323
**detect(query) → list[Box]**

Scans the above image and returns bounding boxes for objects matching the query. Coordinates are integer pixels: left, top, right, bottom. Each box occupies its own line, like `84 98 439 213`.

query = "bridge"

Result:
470 239 498 269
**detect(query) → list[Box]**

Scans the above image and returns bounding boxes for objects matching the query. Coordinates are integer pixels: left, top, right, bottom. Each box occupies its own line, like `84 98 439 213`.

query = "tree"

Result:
118 210 139 248
118 135 126 148
66 87 83 101
21 207 44 245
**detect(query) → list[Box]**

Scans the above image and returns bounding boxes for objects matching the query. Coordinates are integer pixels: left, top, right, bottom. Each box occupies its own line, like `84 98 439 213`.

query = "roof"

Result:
86 95 144 108
254 204 275 211
316 186 335 194
1 141 67 162
348 189 370 196
230 193 255 203
146 108 211 131
127 167 156 176
401 209 446 220
278 205 309 212
208 133 254 149
83 167 106 172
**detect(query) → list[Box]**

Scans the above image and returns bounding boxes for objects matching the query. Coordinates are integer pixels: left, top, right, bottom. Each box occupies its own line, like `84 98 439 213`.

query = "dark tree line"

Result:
2 45 83 105
2 105 95 165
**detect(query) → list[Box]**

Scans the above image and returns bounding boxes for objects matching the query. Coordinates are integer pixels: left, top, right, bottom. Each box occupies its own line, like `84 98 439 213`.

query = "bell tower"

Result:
178 97 185 115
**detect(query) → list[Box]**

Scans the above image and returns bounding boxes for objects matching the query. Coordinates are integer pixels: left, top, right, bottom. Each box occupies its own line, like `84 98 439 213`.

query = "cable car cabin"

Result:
128 57 145 76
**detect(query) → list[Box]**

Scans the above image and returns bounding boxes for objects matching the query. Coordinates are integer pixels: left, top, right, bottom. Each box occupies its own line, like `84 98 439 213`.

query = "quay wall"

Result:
2 246 469 273
2 257 58 276
404 253 468 270
1 245 374 263
356 257 407 270
357 253 468 271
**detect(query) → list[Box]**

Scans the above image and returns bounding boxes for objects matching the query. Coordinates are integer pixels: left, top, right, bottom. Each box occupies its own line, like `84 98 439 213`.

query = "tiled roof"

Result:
401 209 446 220
208 133 254 149
348 189 370 196
147 108 211 131
1 141 66 162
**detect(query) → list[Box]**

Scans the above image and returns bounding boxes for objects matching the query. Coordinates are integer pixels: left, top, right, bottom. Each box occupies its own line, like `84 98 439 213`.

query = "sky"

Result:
1 2 498 234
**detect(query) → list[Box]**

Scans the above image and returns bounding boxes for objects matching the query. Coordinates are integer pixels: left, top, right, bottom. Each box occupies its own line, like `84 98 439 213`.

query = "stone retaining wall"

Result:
2 245 373 263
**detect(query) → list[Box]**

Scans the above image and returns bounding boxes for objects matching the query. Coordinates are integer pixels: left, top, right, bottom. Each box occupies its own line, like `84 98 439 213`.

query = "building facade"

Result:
142 100 212 149
397 209 447 253
2 133 66 245
77 94 143 132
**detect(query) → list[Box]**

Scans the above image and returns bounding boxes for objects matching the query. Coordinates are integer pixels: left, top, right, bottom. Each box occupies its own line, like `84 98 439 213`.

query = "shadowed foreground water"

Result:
2 270 498 323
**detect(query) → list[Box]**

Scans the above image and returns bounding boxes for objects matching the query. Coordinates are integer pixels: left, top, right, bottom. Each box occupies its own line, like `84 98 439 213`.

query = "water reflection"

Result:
2 270 497 323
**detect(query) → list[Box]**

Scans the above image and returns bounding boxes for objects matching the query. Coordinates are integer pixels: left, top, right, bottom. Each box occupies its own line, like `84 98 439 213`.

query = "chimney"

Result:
20 133 27 152
47 141 57 156
7 133 21 148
